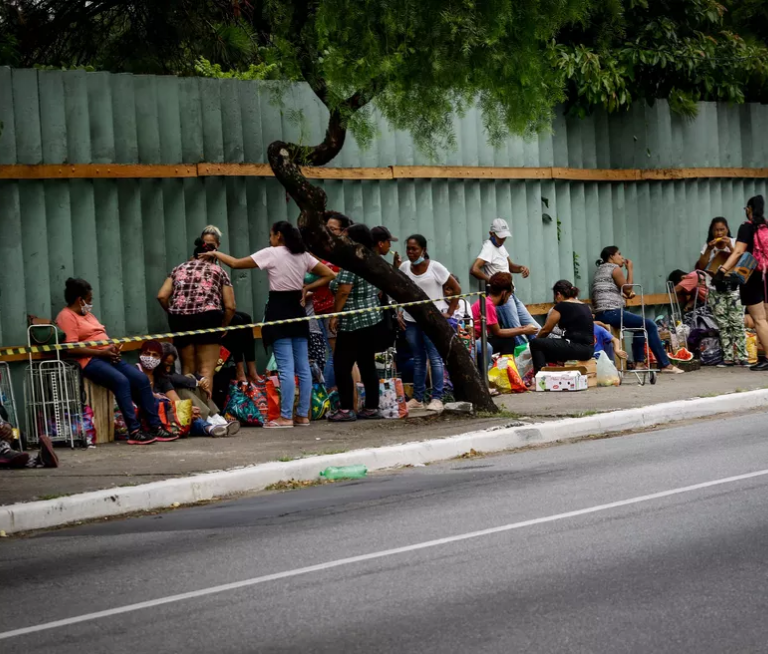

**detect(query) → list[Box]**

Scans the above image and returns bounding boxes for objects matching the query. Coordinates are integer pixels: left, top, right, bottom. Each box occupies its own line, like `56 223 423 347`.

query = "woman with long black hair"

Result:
716 195 768 370
200 221 336 427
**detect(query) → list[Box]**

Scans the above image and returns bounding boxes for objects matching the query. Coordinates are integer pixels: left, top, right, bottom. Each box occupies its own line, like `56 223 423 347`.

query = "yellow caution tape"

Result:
1 292 486 356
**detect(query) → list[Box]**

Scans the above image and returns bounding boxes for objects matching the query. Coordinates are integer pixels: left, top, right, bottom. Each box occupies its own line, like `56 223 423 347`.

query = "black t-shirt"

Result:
737 222 755 254
554 301 594 345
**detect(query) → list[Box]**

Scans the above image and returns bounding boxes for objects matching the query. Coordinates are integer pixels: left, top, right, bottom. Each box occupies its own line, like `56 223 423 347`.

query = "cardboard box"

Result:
535 371 588 392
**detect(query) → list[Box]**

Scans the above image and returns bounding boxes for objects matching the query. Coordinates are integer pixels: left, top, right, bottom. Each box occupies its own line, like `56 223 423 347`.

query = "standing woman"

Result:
696 217 747 366
398 234 462 412
715 196 768 371
327 224 384 422
200 221 336 427
529 281 594 374
157 230 236 390
56 278 171 445
591 246 683 373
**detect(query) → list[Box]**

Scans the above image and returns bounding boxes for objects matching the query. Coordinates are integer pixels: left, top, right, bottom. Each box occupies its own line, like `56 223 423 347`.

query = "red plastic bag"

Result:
266 376 281 422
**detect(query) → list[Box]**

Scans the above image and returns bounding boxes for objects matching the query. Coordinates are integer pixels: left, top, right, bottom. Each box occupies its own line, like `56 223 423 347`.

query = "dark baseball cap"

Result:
371 226 399 243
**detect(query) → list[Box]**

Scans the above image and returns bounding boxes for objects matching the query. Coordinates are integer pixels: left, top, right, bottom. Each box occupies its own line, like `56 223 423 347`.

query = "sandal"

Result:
661 365 684 374
264 420 294 429
294 417 311 427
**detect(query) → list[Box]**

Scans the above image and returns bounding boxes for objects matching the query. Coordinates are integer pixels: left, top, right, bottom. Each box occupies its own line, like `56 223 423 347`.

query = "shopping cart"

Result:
620 284 658 386
23 325 84 448
666 280 688 350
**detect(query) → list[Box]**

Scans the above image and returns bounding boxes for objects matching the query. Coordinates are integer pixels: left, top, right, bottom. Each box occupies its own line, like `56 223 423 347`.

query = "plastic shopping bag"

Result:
514 345 534 385
596 351 621 387
488 355 527 394
379 379 400 419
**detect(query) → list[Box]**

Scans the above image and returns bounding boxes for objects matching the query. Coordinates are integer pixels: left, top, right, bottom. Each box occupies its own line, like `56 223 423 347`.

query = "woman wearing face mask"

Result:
398 234 462 412
55 278 171 445
157 226 236 392
200 221 336 428
591 246 683 374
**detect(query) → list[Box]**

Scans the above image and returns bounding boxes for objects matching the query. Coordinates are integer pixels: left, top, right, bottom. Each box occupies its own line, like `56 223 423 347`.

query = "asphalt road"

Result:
2 412 768 653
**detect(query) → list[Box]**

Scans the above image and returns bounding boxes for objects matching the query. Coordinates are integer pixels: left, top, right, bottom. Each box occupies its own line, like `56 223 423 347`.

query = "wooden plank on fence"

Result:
391 165 551 180
0 164 197 179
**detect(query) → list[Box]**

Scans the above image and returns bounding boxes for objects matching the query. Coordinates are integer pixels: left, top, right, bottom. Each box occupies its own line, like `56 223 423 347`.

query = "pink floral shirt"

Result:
167 260 232 315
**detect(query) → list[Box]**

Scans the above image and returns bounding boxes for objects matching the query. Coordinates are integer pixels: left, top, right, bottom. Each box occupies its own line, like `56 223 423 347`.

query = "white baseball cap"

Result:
490 218 511 239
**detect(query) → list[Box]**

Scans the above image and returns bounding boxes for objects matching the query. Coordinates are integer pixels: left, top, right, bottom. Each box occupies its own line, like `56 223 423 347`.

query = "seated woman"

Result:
592 246 683 373
55 278 171 445
471 272 539 368
668 269 708 313
149 342 240 437
530 280 595 373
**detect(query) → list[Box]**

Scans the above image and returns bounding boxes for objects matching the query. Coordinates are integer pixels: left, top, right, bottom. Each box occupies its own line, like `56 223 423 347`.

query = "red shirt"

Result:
55 308 111 368
313 261 340 315
471 297 499 339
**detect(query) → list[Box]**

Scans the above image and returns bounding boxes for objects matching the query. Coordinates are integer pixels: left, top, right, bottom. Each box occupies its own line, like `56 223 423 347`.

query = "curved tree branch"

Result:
267 139 496 412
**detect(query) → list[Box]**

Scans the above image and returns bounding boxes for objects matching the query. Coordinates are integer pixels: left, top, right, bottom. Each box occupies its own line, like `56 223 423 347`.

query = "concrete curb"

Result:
3 389 768 534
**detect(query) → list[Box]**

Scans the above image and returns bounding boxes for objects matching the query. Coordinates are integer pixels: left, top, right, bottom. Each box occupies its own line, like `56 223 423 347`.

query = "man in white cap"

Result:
470 218 539 345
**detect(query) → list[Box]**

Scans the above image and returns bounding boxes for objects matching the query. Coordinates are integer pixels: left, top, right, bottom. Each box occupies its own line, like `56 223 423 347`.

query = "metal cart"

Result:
23 325 84 448
620 284 658 386
666 280 688 350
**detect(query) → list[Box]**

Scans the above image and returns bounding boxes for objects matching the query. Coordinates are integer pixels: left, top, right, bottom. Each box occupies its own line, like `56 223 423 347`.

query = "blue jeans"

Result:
595 309 670 368
82 358 160 433
190 417 209 436
272 337 312 420
475 339 494 371
318 318 336 390
496 293 539 345
405 323 444 402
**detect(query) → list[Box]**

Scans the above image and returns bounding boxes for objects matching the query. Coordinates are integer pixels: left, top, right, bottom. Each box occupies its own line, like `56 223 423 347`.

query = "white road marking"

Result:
3 467 768 641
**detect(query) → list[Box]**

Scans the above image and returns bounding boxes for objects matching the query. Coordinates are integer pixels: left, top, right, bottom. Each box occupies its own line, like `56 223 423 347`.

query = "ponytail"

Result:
748 195 766 227
596 245 619 266
272 221 306 255
552 279 580 299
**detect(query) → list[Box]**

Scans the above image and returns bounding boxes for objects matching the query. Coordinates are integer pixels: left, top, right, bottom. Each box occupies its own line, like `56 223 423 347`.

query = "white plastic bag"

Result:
515 346 534 384
596 351 621 387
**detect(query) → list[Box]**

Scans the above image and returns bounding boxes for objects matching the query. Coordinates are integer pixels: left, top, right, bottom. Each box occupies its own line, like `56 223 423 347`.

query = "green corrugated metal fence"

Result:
0 67 767 347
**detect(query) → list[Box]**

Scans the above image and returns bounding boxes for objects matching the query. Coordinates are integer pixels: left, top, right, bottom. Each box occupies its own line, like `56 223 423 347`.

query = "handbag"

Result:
223 382 264 426
154 399 193 437
311 383 330 420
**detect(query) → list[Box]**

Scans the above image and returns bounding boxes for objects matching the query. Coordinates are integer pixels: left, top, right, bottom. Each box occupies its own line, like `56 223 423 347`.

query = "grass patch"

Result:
477 409 522 420
36 493 73 501
265 478 337 492
454 448 484 460
276 448 349 463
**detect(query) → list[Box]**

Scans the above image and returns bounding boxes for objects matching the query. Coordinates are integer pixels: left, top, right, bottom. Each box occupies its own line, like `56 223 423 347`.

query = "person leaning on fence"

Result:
470 218 538 345
157 229 236 393
591 246 683 374
529 280 594 374
471 272 538 370
714 195 768 371
199 221 336 428
56 278 172 445
398 234 461 413
327 224 385 423
695 217 748 367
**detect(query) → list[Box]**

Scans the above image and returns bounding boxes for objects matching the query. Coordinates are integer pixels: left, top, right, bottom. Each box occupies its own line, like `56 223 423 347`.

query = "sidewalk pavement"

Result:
2 368 766 507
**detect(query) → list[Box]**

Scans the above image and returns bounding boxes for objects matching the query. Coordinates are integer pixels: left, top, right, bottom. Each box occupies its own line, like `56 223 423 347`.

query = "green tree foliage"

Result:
553 0 768 117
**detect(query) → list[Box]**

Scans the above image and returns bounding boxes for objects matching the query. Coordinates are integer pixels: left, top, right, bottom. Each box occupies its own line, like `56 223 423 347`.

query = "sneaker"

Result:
357 408 383 420
209 414 228 427
226 421 241 437
750 361 768 371
0 440 30 468
406 399 424 410
127 430 156 445
717 361 734 368
739 360 752 368
151 426 179 442
426 399 444 413
38 434 59 468
327 410 357 422
207 424 228 438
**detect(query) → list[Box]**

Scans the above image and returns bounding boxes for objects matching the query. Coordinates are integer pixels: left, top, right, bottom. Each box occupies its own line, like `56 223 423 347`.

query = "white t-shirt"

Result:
700 237 736 265
400 260 451 322
251 246 319 292
477 239 510 277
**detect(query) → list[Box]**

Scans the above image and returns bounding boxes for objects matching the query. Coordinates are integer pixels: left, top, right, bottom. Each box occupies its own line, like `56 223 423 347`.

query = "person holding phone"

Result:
56 278 170 445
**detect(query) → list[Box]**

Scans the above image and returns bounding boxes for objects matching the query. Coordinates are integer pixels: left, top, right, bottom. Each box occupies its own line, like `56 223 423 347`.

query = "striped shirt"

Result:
591 263 624 312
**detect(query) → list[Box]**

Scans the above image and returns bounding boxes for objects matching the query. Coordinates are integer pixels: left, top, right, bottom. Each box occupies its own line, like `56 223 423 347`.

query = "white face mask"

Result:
81 302 93 315
140 355 161 371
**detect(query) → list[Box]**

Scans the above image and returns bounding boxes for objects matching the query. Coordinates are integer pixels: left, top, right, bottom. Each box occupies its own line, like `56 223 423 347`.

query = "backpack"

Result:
753 222 768 277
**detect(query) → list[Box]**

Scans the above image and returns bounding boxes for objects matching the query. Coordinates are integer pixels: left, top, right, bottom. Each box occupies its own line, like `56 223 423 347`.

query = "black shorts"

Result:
168 310 224 349
740 272 765 307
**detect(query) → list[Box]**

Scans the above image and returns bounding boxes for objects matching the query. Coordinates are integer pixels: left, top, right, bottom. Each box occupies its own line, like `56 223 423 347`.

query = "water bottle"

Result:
319 465 368 480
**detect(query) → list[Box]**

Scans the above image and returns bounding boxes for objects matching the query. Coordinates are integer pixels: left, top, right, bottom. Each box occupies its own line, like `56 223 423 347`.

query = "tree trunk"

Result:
266 140 497 413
